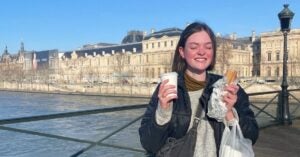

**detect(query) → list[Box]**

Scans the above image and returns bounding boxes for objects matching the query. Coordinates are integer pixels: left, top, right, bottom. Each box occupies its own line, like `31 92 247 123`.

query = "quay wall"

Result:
0 81 157 97
0 81 299 99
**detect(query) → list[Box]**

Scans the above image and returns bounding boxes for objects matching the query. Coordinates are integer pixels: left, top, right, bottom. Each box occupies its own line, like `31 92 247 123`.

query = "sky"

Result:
1 0 300 54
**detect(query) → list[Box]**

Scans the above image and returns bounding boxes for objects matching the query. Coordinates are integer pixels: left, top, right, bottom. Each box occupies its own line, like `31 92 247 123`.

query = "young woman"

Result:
139 22 259 157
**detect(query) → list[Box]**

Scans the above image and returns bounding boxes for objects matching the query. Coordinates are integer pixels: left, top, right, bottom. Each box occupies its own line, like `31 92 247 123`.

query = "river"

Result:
0 91 149 157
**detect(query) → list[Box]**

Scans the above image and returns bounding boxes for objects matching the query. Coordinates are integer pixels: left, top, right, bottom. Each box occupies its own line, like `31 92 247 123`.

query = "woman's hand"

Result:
158 79 177 109
223 84 239 120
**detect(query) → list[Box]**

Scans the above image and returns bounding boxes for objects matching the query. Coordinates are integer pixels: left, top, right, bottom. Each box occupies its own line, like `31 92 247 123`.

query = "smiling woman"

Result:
139 21 259 157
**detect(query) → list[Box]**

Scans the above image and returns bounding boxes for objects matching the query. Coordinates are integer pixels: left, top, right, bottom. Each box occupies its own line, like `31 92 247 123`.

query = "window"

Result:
164 41 167 47
267 52 272 61
127 56 130 64
151 68 155 78
275 67 280 77
171 40 174 47
158 68 161 77
158 42 160 48
267 67 271 76
145 68 148 78
152 43 154 48
146 44 148 49
276 51 280 61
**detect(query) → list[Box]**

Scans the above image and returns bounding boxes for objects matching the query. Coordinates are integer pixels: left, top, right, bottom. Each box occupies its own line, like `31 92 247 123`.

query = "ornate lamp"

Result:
278 4 294 124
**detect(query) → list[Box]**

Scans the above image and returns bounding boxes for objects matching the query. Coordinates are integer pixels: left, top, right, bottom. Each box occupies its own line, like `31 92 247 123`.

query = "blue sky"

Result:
1 0 299 54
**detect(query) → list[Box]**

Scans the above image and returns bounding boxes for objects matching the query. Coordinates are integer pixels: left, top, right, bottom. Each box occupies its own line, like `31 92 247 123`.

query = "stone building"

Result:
260 29 300 81
0 45 24 81
59 30 144 84
141 27 182 82
2 26 300 95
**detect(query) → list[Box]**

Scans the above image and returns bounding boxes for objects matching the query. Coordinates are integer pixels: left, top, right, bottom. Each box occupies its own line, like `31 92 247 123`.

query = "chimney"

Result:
151 28 155 34
251 30 256 42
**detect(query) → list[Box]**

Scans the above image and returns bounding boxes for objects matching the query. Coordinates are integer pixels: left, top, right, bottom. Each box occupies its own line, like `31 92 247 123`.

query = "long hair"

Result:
171 22 216 73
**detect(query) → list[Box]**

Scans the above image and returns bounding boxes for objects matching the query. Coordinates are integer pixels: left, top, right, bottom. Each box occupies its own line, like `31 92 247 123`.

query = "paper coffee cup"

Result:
160 72 178 97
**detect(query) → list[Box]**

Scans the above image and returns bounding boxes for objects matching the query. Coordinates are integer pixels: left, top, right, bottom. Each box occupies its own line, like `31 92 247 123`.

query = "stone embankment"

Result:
0 81 299 98
0 81 156 97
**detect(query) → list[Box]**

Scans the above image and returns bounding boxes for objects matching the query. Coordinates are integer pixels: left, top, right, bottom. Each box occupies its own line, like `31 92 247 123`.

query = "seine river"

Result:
0 91 149 157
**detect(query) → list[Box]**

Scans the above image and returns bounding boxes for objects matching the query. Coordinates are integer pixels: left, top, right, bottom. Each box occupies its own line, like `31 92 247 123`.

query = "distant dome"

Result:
122 31 144 44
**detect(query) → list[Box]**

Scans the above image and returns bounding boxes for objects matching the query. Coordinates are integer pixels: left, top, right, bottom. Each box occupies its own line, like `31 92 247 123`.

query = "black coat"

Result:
139 72 259 156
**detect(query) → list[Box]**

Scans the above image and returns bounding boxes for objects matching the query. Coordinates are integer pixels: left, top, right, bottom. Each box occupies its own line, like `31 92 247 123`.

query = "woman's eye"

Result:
189 45 198 49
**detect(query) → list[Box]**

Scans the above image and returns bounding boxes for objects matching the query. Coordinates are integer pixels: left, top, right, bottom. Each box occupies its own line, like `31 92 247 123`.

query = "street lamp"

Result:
278 4 294 125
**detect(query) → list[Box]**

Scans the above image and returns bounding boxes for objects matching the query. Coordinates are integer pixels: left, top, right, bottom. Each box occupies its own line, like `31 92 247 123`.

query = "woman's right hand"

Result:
158 79 177 109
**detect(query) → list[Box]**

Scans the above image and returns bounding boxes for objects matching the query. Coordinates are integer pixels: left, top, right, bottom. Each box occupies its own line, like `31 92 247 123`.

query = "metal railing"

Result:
0 89 299 156
0 104 148 156
248 89 300 127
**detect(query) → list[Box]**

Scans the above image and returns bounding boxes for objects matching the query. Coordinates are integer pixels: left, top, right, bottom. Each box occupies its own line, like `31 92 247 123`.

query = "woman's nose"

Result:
196 46 205 55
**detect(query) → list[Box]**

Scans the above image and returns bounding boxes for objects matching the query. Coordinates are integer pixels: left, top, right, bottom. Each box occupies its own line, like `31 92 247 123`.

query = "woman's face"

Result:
179 31 213 74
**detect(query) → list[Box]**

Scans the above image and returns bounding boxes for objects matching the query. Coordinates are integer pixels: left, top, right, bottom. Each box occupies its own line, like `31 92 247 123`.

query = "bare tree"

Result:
289 55 300 87
216 37 233 74
113 53 126 84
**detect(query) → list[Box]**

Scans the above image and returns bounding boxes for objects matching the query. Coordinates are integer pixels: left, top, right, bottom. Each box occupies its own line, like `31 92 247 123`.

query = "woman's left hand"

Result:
223 84 239 120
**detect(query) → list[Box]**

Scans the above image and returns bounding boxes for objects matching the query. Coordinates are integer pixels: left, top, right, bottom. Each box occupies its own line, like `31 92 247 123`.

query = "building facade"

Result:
260 29 300 81
1 26 300 95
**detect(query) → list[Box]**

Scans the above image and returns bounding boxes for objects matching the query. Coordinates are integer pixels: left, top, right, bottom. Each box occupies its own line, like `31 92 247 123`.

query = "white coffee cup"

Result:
160 72 178 97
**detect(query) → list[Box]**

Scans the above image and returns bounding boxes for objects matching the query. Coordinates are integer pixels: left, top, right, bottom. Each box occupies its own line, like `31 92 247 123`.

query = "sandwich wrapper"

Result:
207 74 237 122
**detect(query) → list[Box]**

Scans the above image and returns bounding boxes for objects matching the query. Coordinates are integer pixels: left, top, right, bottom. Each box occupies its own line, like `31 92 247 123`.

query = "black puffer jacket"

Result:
139 72 259 156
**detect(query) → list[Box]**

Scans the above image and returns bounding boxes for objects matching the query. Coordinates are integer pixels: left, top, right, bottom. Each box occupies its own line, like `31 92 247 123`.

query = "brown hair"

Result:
172 22 216 73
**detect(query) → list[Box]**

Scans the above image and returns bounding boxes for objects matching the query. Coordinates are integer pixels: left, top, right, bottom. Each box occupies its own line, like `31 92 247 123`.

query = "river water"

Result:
0 91 149 157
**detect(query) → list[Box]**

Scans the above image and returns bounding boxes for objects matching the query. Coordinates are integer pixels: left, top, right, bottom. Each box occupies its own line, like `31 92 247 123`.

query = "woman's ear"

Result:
179 47 185 59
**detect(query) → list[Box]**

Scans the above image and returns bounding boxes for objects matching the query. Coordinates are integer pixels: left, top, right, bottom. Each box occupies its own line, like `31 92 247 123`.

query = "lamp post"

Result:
278 4 294 125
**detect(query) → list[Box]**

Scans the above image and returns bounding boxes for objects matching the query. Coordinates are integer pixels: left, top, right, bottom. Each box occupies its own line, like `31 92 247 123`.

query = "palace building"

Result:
260 29 300 81
1 25 300 90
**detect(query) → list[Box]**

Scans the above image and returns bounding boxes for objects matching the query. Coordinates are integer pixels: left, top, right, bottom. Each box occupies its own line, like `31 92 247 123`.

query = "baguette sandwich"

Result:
225 70 237 84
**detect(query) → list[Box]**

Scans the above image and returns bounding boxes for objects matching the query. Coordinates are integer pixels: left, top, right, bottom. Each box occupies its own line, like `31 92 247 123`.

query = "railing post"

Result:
277 91 283 122
280 31 292 125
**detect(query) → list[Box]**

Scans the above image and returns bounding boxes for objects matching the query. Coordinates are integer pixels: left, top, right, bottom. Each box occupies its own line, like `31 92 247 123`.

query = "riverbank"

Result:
1 81 299 98
0 88 151 99
0 81 156 98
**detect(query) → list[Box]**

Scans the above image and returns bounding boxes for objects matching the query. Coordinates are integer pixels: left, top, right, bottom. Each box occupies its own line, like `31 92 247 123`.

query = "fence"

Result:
0 89 299 156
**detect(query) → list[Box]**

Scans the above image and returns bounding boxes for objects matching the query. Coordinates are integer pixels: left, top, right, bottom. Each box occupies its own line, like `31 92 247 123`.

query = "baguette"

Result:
225 70 237 84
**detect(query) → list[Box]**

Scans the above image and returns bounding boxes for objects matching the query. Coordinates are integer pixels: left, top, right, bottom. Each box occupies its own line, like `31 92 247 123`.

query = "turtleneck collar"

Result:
184 72 206 91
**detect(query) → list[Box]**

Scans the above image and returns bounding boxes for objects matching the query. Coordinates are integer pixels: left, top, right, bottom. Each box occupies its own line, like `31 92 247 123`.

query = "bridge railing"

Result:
0 89 299 156
248 89 300 128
